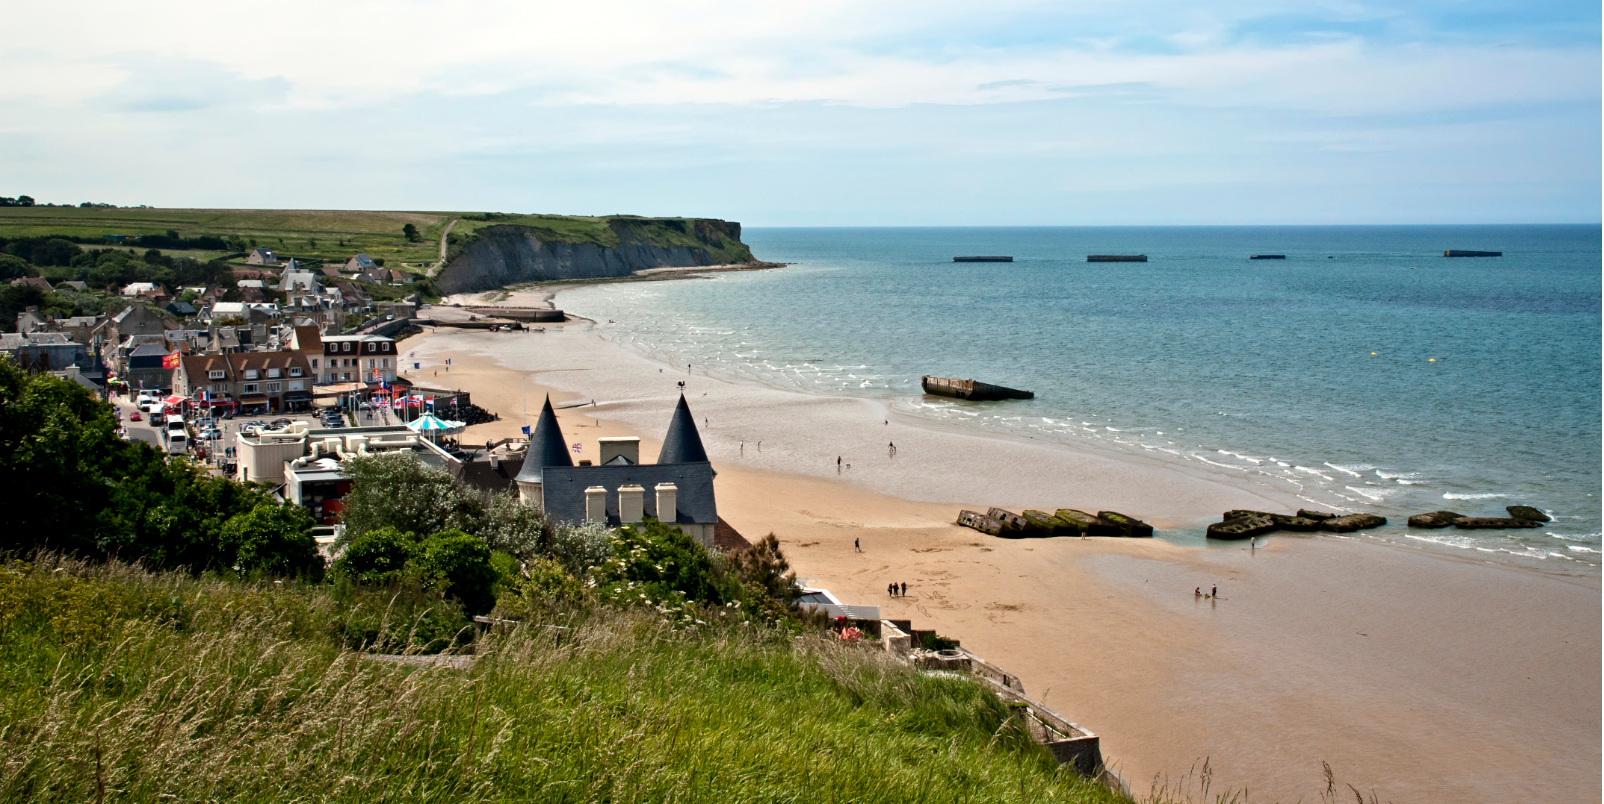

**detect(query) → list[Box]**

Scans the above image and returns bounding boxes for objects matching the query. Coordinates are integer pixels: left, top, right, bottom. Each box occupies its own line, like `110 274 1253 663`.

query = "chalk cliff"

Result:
433 217 754 295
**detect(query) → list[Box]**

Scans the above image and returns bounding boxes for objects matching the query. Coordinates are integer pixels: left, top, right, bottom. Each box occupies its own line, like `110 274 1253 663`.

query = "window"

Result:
341 372 350 381
267 382 281 393
382 342 391 352
289 381 304 391
382 358 389 368
243 383 259 393
342 343 351 352
244 369 258 380
267 368 281 379
290 367 303 377
208 369 225 380
311 358 318 368
367 359 375 369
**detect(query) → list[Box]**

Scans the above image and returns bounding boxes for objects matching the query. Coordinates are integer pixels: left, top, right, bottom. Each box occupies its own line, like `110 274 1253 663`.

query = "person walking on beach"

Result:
837 455 841 473
1211 585 1217 598
854 537 860 552
888 441 896 457
888 583 895 598
740 440 744 454
900 582 907 597
1194 587 1201 598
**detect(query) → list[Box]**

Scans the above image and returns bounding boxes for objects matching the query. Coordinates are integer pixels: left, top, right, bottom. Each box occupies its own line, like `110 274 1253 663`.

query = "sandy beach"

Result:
401 306 1600 803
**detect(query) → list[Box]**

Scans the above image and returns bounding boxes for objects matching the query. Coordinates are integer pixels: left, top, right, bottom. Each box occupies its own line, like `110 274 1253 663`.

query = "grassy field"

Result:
0 556 1127 804
0 207 455 270
0 208 754 273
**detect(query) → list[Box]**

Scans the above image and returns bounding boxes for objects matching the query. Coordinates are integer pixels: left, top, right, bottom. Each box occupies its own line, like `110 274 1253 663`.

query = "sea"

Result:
558 226 1602 571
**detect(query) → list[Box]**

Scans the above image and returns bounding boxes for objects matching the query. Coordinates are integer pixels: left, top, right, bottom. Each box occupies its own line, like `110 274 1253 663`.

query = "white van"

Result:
161 416 188 455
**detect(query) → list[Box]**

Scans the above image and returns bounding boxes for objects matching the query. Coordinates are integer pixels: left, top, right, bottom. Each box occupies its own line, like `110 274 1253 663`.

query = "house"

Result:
124 342 174 393
16 306 51 334
345 253 379 273
279 270 320 293
388 269 414 284
165 301 198 317
236 279 266 289
172 350 315 415
57 281 88 292
246 248 278 266
320 267 342 278
514 395 720 547
11 277 53 293
108 304 166 346
0 332 90 374
58 315 104 348
122 282 158 297
318 333 398 385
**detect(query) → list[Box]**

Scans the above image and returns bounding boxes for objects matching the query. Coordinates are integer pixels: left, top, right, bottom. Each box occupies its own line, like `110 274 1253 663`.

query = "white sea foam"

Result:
1346 486 1400 503
1326 463 1367 477
1443 492 1507 500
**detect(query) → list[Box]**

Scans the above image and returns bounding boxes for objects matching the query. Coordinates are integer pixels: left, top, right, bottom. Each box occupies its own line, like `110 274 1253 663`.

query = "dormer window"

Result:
290 367 303 377
208 370 225 380
342 343 351 352
267 368 281 379
245 369 259 380
382 342 391 352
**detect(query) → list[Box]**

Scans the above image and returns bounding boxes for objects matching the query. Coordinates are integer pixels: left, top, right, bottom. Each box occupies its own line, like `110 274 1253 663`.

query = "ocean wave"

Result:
1567 545 1600 554
1326 463 1368 478
1346 486 1401 503
1443 492 1507 500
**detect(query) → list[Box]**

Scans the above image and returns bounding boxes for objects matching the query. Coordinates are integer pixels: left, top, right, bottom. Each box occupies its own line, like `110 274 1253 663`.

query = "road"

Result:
427 219 457 277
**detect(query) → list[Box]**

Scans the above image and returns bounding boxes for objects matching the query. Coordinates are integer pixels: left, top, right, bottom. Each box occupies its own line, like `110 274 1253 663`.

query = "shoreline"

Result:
398 316 1600 804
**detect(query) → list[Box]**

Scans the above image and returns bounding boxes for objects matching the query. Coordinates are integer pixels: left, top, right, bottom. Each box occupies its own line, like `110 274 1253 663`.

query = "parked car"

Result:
272 418 293 427
129 411 142 421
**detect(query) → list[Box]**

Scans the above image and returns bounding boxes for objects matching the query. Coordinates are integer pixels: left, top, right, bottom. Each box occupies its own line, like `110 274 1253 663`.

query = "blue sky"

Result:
0 0 1597 224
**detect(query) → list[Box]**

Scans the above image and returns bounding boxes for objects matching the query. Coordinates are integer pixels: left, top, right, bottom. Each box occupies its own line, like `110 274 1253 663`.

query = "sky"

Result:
0 0 1598 225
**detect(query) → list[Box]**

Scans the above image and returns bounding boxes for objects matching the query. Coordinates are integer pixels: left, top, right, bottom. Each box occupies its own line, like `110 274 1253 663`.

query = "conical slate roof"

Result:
657 394 709 464
515 396 573 484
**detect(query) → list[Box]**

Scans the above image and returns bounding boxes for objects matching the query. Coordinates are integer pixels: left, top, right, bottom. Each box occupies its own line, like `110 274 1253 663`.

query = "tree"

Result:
220 501 323 578
0 254 34 281
477 491 548 557
335 452 485 546
30 239 81 267
402 223 420 242
17 195 34 207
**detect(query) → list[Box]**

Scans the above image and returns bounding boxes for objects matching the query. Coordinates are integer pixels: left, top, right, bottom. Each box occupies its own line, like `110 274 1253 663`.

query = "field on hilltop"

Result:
0 208 752 272
0 207 458 268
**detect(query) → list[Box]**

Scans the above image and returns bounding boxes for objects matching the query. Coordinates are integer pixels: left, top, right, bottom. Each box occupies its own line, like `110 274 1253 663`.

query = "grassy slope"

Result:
0 558 1125 804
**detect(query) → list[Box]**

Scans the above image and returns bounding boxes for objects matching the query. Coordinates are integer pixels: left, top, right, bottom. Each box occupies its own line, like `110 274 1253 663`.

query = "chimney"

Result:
584 486 608 523
655 483 677 524
618 484 645 524
598 437 640 465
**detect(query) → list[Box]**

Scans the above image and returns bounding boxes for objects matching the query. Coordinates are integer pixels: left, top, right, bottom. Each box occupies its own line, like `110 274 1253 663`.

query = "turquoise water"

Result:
561 226 1602 569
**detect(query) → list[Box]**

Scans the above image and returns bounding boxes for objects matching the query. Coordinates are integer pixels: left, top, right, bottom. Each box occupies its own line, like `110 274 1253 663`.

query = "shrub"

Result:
332 526 418 582
547 520 614 574
593 517 725 611
414 530 498 616
220 501 324 579
335 453 485 546
477 490 547 557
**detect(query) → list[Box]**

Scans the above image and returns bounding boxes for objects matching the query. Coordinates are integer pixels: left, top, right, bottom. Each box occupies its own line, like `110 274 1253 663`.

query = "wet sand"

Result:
401 318 1600 803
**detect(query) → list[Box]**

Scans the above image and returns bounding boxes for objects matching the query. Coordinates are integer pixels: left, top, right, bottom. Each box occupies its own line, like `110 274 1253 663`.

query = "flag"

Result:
570 443 582 454
162 351 180 369
521 425 531 435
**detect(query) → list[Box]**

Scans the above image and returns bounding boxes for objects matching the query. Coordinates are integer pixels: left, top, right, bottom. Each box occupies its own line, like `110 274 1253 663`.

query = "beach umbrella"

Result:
407 413 454 432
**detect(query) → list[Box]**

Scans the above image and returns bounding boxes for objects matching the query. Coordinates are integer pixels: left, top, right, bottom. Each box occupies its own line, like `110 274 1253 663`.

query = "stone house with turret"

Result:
514 395 719 546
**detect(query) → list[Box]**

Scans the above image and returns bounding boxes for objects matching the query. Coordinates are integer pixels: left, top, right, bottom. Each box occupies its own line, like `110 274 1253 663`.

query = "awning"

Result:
283 391 313 400
239 395 269 404
313 383 367 396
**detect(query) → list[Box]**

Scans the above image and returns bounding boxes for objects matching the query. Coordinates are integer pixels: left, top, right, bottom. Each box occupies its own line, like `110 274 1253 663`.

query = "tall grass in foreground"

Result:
0 557 1127 803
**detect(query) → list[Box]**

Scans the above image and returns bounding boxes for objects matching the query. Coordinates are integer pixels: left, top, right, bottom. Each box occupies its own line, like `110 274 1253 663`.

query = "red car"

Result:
129 411 143 421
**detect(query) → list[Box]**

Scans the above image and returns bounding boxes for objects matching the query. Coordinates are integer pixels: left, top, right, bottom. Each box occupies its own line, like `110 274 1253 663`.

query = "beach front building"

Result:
172 350 315 414
515 395 719 547
233 423 462 523
319 334 398 385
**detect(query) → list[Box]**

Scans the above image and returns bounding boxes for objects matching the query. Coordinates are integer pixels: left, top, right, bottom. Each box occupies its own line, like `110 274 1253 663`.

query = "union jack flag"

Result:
571 443 582 454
